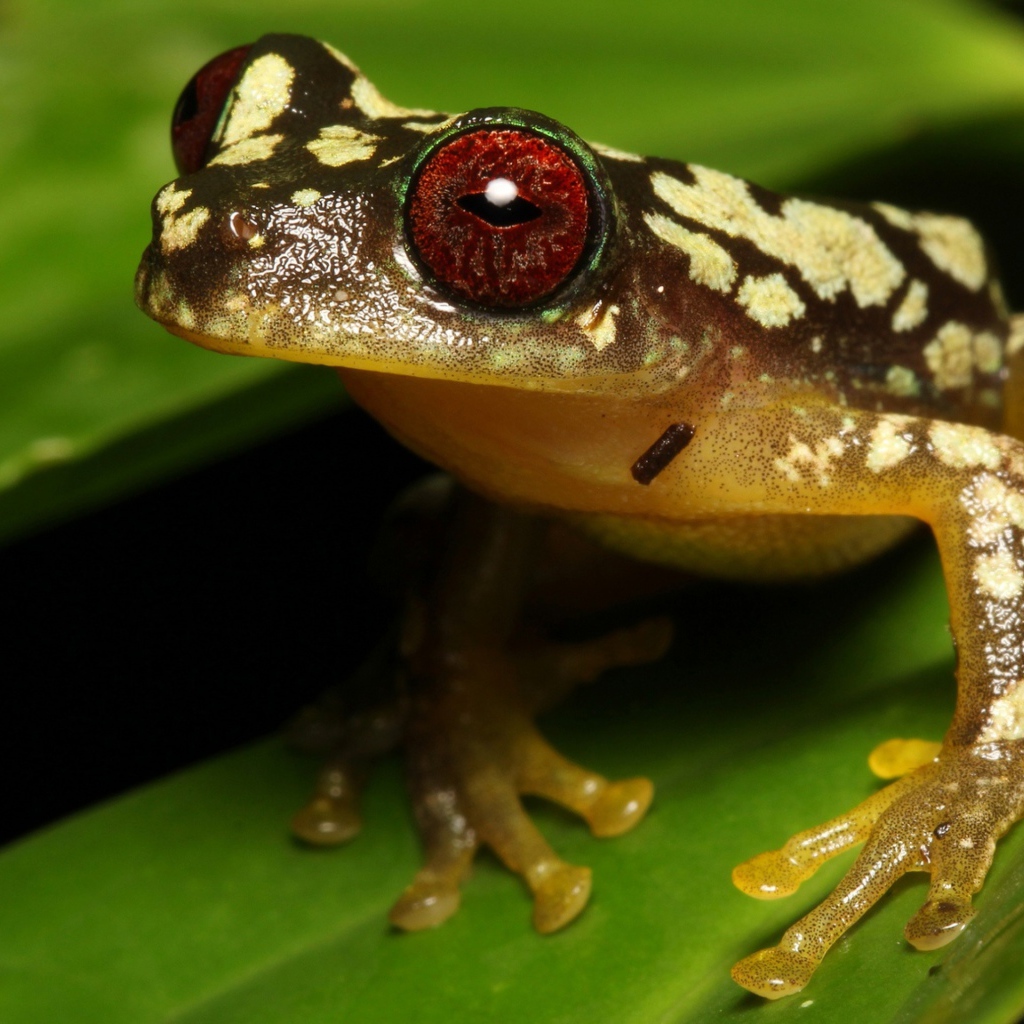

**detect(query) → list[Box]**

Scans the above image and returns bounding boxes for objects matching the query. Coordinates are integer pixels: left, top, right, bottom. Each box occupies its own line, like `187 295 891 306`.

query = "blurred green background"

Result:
4 0 1024 1021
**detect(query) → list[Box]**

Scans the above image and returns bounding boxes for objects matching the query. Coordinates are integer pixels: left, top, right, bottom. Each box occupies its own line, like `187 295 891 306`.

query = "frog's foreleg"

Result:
701 407 1024 998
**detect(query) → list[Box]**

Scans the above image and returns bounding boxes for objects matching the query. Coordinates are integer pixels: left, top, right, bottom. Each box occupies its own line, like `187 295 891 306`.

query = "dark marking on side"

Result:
631 422 695 485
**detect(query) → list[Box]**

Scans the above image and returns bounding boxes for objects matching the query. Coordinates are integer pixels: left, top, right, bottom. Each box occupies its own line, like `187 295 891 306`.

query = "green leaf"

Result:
2 542 1024 1022
4 0 1024 535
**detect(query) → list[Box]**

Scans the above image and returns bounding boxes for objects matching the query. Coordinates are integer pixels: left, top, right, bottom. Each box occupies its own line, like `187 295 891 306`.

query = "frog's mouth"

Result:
135 248 473 380
135 244 679 397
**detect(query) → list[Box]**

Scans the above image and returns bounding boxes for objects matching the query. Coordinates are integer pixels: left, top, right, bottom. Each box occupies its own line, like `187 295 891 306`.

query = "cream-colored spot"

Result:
156 183 191 218
874 202 986 290
576 303 620 352
1008 314 1024 357
774 434 846 487
885 365 919 398
643 212 736 292
873 202 915 231
867 415 914 472
916 214 987 291
220 53 295 147
307 124 381 166
924 321 974 391
591 141 644 163
966 473 1024 546
350 75 436 120
291 188 322 208
653 168 904 307
974 550 1024 602
174 302 196 329
403 118 454 133
990 280 1009 317
974 331 1003 375
929 421 1002 470
209 134 284 166
979 681 1024 742
156 183 210 252
892 279 928 332
810 336 823 354
247 234 265 249
736 273 805 328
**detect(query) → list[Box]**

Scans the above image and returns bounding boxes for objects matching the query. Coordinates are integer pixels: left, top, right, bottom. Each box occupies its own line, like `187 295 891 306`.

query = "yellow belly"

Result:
566 511 918 582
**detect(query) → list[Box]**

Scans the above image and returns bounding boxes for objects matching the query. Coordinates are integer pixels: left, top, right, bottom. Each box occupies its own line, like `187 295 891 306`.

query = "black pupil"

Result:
457 192 542 227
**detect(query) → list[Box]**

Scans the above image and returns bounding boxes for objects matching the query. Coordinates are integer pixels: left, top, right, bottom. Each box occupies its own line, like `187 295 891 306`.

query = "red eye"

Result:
171 44 252 175
407 128 591 308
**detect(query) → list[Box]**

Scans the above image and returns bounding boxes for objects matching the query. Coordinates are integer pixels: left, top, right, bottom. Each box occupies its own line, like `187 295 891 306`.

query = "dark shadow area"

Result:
0 406 428 846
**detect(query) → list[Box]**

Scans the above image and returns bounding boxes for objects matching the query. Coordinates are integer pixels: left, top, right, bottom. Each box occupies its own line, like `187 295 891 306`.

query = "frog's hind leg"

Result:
293 487 669 933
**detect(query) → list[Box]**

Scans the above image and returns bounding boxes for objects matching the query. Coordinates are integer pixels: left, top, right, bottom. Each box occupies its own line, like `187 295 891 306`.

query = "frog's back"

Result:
599 153 1016 432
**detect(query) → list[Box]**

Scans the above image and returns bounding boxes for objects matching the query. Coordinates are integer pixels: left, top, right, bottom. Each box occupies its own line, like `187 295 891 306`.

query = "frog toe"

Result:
732 742 1024 997
390 871 466 931
905 896 974 950
528 861 592 933
584 778 654 837
730 947 817 1000
290 756 363 845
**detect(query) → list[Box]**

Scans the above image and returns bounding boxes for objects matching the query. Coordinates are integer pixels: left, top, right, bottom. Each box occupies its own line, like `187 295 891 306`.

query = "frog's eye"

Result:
171 44 252 175
407 128 592 308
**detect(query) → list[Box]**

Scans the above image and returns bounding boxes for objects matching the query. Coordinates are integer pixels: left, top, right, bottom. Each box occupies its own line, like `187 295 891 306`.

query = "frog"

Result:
134 33 1024 999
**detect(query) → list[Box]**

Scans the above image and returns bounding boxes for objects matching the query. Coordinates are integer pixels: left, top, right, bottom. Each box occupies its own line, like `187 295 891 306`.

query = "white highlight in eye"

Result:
484 178 518 207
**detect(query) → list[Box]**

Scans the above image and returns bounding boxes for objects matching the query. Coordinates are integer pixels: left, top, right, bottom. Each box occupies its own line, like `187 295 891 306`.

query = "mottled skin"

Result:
136 34 1024 999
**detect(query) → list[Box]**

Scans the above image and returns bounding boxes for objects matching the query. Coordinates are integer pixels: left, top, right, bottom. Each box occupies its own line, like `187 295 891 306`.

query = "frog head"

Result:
135 33 719 397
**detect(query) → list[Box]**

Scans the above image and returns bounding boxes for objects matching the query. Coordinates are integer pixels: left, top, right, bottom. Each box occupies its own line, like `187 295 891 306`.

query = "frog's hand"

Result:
706 406 1024 999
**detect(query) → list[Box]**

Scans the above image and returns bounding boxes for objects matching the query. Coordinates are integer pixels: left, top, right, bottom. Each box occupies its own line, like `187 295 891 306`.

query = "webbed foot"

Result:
731 740 1024 999
288 490 671 933
391 618 668 933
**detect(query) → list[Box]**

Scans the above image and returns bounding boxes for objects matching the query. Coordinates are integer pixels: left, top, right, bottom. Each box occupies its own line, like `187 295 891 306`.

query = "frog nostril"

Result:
225 210 261 247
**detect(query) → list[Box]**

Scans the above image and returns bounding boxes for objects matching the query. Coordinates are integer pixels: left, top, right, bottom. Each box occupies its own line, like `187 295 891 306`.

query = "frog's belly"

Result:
566 511 918 582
